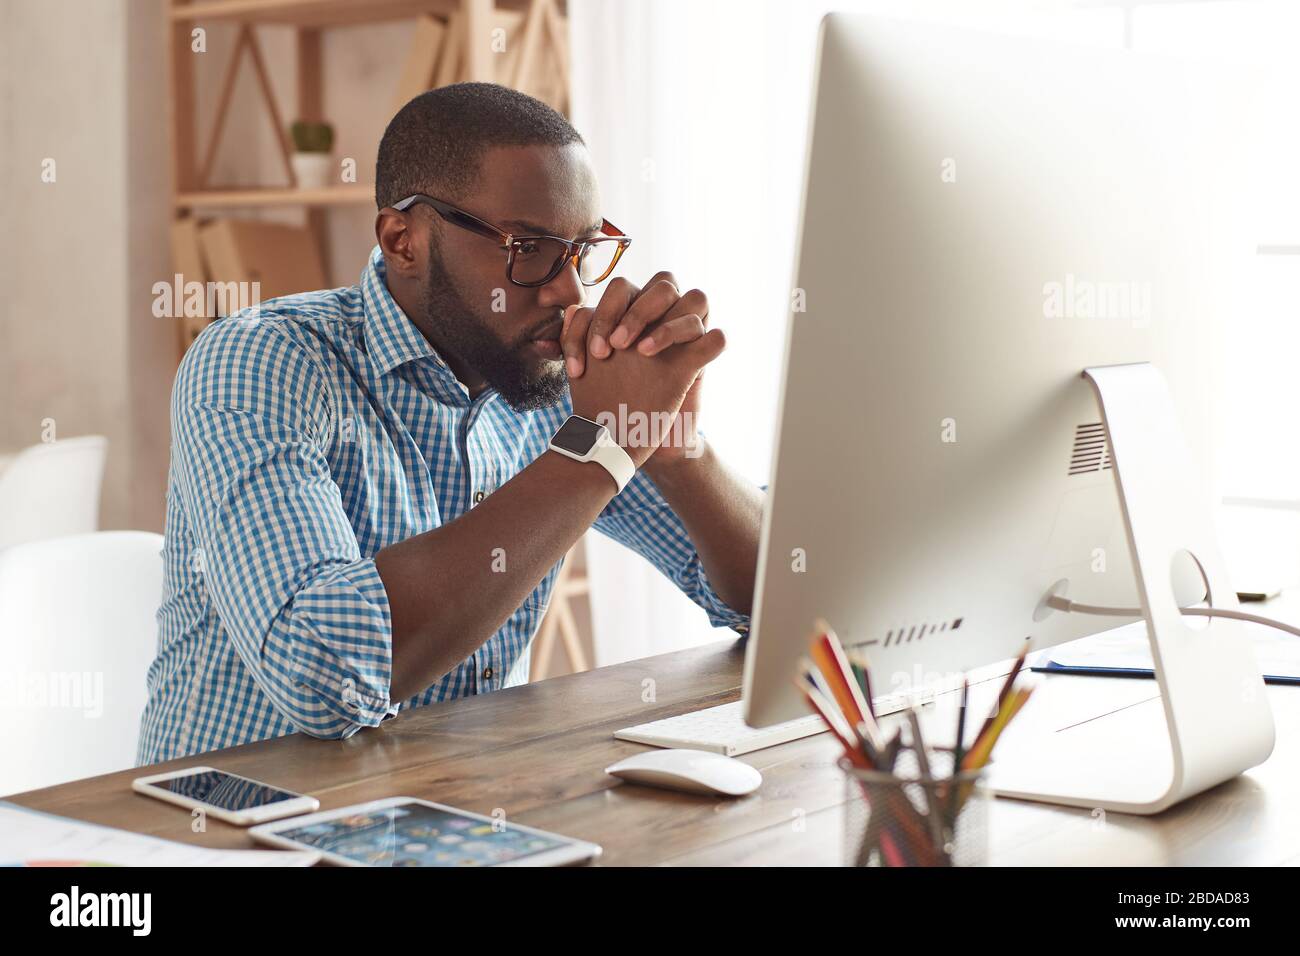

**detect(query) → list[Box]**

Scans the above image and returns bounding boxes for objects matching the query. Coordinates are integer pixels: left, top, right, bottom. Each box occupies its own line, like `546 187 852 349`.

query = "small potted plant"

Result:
289 120 334 189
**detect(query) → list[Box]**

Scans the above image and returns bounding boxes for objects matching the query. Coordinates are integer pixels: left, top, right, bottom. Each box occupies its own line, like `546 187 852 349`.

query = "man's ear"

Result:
375 208 423 280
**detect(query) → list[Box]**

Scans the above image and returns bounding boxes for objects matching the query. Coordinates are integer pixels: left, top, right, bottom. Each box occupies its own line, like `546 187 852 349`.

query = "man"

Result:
138 82 763 764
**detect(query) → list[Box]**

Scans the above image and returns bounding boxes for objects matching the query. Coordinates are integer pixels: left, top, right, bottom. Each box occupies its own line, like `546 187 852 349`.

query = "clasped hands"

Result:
562 272 725 472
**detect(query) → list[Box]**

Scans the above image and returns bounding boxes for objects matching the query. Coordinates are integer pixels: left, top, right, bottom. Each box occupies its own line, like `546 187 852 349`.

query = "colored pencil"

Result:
962 686 1033 771
969 645 1028 757
793 624 1035 865
809 624 886 752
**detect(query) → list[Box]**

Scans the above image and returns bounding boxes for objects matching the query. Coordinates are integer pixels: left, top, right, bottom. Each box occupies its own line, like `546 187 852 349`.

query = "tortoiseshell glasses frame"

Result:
390 193 632 288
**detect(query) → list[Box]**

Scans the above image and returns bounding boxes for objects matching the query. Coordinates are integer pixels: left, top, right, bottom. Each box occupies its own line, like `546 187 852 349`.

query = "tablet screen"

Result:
271 803 570 867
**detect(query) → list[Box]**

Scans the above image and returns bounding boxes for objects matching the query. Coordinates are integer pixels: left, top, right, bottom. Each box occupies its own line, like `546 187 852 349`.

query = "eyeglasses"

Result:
390 193 632 288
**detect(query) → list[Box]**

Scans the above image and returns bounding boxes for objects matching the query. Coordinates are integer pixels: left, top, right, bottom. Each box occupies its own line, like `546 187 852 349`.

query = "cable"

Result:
1045 593 1300 640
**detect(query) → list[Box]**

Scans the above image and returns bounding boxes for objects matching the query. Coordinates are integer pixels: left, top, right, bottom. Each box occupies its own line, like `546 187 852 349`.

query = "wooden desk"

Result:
8 638 1300 866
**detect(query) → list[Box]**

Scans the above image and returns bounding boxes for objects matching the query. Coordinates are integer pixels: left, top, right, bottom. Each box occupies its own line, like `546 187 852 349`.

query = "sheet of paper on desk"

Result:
1039 621 1300 683
0 802 320 866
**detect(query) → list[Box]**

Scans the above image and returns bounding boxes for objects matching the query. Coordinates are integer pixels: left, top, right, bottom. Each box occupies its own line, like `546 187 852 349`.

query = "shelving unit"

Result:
165 0 571 351
174 184 375 208
172 0 536 28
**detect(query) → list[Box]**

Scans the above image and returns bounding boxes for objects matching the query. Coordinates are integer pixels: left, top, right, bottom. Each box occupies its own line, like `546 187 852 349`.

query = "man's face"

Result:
419 143 603 410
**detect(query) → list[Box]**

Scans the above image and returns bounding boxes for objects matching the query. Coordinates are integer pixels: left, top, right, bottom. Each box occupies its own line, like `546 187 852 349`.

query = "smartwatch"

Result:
548 415 635 493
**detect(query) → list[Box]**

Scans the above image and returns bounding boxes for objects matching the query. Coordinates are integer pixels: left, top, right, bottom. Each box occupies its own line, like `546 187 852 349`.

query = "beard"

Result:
419 241 568 412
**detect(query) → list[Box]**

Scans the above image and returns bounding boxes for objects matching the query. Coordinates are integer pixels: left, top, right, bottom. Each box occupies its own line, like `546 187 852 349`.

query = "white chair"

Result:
0 531 163 796
0 435 108 552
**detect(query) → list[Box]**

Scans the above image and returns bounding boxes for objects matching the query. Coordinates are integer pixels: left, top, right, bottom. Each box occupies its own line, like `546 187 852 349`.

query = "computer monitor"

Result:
742 14 1272 813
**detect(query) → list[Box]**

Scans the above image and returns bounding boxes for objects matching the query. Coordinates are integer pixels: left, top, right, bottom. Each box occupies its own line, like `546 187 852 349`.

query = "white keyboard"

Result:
614 695 911 757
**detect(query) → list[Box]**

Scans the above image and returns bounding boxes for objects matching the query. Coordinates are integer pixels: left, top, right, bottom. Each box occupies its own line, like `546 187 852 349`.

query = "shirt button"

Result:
482 666 494 681
473 490 485 504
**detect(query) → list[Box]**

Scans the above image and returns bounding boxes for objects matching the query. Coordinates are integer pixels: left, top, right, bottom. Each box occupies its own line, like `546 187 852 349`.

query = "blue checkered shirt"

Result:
137 247 748 764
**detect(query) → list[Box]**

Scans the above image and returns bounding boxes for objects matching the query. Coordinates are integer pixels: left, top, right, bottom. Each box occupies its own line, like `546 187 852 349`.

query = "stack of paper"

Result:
0 802 319 867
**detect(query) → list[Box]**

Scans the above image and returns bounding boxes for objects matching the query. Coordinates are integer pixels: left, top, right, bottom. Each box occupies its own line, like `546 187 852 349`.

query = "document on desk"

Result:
1034 621 1300 684
0 801 320 866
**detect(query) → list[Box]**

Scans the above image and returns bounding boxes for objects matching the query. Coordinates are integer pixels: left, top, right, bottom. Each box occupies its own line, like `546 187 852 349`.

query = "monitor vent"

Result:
1069 422 1112 475
861 617 963 648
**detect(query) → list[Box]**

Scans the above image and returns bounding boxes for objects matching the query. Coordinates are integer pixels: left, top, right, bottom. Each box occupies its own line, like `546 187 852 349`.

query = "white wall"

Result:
0 0 173 531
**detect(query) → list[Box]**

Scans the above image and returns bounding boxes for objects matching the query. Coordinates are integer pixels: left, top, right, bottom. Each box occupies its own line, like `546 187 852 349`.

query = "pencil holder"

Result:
840 749 989 867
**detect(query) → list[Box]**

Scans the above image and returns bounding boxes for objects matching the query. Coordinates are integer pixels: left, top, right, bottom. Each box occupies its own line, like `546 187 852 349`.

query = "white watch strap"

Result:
590 429 635 493
549 417 636 493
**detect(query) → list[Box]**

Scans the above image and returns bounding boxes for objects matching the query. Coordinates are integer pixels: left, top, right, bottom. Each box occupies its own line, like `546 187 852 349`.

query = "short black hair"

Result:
375 82 584 210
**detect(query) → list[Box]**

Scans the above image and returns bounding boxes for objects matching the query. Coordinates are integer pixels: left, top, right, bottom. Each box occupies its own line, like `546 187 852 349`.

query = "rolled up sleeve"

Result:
171 319 396 739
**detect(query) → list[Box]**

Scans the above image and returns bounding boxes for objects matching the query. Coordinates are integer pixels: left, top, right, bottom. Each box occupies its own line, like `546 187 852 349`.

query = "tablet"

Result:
248 797 602 867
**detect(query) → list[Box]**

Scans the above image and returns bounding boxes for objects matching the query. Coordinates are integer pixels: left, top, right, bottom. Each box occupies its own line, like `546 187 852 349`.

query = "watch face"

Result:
552 416 604 456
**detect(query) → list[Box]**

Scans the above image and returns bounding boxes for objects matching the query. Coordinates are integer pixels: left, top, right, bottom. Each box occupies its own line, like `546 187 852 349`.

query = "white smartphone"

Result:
132 766 320 826
250 797 603 867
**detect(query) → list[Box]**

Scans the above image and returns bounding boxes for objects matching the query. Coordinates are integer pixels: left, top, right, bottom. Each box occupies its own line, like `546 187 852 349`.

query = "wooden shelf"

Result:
166 0 571 360
170 0 542 27
176 184 375 208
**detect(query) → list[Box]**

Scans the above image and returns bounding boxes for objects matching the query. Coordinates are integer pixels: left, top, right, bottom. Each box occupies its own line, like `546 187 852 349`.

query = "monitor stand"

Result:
987 362 1275 815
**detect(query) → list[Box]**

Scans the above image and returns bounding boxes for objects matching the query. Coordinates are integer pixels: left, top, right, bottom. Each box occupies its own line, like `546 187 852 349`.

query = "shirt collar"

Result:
361 247 503 408
361 245 447 376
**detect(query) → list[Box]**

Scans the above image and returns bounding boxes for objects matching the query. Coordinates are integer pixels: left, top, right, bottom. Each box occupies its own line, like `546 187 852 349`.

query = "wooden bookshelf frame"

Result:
167 0 570 352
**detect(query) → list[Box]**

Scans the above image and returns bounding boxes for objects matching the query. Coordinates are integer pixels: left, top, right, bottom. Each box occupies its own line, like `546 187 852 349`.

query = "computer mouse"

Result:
604 748 763 797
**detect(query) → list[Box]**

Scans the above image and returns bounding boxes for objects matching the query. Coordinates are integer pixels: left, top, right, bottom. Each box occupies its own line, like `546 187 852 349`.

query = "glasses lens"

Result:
510 237 570 285
578 239 622 285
